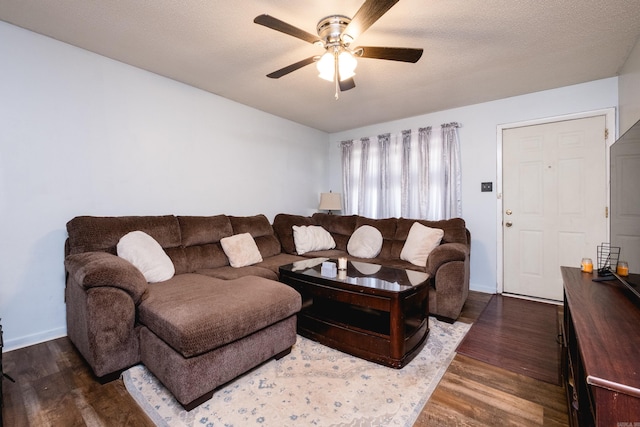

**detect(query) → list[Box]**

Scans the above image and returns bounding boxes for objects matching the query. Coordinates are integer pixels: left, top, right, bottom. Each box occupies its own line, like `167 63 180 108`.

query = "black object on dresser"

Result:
561 267 640 426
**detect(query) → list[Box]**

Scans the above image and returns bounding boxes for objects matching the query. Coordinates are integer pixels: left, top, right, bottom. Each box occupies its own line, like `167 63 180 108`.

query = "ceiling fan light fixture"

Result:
338 50 357 80
316 49 357 82
317 52 335 81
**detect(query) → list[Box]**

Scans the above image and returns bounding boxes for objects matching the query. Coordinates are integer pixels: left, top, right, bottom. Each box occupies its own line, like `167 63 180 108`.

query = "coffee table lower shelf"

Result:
298 311 429 368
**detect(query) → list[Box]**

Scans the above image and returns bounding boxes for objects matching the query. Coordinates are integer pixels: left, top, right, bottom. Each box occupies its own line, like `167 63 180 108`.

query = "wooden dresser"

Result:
561 266 640 426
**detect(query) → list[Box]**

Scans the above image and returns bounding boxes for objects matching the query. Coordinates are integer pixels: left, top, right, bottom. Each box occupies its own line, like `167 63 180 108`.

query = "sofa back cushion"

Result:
178 215 233 271
67 215 180 254
272 214 316 254
312 213 358 251
66 215 188 273
229 215 281 258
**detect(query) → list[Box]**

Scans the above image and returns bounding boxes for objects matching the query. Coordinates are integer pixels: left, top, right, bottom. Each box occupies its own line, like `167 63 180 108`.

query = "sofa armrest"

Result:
425 242 469 276
65 251 148 304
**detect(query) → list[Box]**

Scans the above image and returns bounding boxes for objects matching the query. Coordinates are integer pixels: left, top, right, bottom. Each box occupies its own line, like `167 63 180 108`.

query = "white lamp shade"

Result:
319 192 342 211
317 52 335 81
338 51 357 80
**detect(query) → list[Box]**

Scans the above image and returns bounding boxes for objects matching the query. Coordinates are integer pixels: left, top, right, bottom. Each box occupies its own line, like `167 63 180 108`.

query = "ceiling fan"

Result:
254 0 423 99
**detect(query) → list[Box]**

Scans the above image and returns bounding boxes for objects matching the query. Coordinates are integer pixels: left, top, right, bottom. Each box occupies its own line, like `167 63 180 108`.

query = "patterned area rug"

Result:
123 317 470 427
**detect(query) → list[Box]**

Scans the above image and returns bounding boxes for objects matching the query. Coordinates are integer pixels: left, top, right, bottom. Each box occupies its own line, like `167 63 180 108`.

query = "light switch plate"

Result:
481 182 493 192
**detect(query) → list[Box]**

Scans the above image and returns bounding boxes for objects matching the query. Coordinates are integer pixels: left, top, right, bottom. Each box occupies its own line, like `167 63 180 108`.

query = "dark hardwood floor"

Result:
2 338 155 427
457 294 561 385
1 291 568 426
416 294 569 426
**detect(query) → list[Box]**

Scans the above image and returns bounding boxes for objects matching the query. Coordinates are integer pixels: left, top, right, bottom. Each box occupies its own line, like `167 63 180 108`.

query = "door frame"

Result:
496 108 616 295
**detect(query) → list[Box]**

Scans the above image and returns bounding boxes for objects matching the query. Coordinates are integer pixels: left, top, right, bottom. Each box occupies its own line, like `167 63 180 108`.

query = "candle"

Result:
581 258 593 273
617 261 629 276
338 257 347 270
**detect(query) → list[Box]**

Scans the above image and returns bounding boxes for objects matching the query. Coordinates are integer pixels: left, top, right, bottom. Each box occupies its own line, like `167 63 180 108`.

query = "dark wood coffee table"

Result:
279 258 430 368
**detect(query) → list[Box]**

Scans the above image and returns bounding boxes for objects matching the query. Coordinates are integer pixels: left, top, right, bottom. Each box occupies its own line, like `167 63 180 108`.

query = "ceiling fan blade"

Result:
342 0 399 42
357 46 423 63
266 56 317 79
339 77 356 92
254 14 321 45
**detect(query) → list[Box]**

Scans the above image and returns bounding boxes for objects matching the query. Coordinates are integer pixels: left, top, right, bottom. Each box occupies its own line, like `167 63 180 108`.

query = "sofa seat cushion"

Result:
301 249 349 259
138 273 301 358
255 253 307 274
195 265 278 281
351 257 420 272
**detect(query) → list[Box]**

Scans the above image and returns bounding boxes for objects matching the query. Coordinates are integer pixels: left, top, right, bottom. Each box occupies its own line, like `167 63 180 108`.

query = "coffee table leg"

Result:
389 295 404 362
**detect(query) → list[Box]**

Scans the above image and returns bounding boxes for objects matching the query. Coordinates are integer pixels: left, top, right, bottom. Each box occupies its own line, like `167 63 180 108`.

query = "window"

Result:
341 123 461 220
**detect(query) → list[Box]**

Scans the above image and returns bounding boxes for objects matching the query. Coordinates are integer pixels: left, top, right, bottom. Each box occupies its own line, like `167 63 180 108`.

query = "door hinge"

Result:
605 206 609 218
605 128 609 140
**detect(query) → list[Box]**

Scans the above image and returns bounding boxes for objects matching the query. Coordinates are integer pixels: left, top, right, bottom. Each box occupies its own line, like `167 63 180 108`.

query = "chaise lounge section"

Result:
64 214 302 409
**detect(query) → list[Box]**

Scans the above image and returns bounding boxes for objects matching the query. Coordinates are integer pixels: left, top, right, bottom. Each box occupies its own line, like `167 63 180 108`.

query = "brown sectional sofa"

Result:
63 212 470 410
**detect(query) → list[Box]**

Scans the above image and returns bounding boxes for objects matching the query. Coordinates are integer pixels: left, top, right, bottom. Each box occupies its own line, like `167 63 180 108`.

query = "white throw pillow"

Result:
347 225 383 258
220 233 263 268
292 225 336 255
400 222 445 267
117 231 175 283
351 261 382 275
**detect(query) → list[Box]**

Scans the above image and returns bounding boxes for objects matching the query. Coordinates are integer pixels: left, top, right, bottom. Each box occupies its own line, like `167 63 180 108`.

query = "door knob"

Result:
506 209 513 215
505 221 513 227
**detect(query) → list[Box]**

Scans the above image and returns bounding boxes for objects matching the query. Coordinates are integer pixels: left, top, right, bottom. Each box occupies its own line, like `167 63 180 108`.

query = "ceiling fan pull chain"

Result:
334 49 340 100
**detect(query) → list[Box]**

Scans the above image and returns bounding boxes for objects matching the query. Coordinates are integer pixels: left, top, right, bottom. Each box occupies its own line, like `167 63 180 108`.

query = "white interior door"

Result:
502 115 607 301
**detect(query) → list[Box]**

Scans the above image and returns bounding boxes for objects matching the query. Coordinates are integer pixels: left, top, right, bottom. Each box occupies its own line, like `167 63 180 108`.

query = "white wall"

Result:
0 22 329 350
619 36 640 133
329 78 619 294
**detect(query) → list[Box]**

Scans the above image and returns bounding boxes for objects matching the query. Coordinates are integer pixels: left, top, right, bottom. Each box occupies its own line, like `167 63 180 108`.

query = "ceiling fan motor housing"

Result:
317 15 351 47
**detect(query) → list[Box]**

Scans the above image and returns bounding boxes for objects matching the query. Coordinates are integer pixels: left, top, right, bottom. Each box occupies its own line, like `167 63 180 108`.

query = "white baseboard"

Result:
469 282 497 294
501 292 563 305
2 327 66 352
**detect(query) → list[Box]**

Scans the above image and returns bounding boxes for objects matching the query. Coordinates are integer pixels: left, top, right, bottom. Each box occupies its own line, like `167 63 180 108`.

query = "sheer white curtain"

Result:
341 123 461 220
417 127 432 218
442 122 462 218
341 140 354 214
378 133 391 219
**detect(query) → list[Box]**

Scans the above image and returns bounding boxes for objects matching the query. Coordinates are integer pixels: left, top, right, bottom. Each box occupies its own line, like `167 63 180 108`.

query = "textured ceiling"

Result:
2 0 640 132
